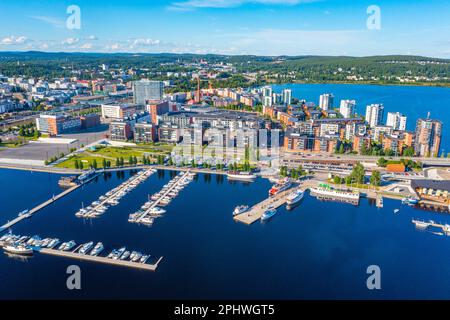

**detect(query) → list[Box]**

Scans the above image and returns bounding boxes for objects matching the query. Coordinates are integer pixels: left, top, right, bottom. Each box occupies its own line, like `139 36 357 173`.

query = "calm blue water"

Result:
271 84 450 153
1 168 450 299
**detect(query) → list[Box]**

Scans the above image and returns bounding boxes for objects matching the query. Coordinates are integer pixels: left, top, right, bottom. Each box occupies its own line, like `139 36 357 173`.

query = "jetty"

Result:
39 248 163 271
134 170 193 223
0 170 102 233
234 188 293 225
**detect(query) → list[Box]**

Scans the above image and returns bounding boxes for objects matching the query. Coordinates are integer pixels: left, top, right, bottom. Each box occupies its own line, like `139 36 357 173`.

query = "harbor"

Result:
75 168 156 218
128 170 196 226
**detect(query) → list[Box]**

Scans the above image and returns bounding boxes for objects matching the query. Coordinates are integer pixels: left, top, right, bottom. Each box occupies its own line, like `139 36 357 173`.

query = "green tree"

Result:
370 170 381 186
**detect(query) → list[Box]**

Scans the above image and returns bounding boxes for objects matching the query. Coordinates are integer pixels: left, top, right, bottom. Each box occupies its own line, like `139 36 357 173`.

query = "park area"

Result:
55 144 174 169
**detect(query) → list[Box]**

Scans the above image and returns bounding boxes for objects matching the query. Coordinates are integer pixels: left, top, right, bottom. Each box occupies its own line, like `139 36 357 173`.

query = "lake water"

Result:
271 84 450 153
1 168 450 299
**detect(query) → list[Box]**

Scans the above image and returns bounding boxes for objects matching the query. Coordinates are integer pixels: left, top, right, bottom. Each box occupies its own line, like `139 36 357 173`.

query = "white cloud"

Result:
80 43 93 49
129 38 161 49
85 35 98 41
29 16 65 28
168 0 316 11
62 37 80 45
0 35 28 45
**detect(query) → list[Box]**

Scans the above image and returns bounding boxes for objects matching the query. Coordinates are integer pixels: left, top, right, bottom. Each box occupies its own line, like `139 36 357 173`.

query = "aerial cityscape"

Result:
0 0 450 307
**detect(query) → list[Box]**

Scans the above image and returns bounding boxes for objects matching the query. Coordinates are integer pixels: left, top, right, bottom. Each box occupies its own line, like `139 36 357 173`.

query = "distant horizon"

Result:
0 50 449 61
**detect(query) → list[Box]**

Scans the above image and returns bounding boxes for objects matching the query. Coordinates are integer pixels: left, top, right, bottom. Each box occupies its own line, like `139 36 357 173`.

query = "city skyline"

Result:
0 0 449 58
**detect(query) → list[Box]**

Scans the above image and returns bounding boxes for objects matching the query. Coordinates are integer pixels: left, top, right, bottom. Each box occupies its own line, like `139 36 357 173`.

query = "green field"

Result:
55 144 174 169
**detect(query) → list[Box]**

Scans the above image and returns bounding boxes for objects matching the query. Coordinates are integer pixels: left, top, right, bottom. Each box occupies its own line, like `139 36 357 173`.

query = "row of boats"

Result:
0 233 62 255
75 168 156 218
106 247 150 263
0 233 152 264
128 171 196 225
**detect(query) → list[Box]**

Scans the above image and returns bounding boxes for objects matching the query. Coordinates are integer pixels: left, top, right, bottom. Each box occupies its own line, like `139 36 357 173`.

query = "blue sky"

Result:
0 0 449 57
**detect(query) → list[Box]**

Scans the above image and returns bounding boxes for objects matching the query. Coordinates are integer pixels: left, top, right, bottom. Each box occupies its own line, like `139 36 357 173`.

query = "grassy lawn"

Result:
55 145 174 169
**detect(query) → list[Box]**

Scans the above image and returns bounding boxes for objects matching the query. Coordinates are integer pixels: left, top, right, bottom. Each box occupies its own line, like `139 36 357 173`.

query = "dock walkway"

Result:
234 188 294 225
0 171 102 233
39 248 163 271
137 170 191 222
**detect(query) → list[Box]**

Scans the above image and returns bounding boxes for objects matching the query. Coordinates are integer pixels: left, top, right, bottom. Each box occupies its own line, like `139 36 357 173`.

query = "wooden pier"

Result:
38 248 163 271
0 171 103 233
0 184 80 232
233 188 293 225
80 168 155 217
136 170 192 223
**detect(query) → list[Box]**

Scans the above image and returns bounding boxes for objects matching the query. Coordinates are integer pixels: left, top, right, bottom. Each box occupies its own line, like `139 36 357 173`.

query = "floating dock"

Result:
39 248 163 271
233 188 293 225
77 168 155 218
0 184 81 233
134 170 193 224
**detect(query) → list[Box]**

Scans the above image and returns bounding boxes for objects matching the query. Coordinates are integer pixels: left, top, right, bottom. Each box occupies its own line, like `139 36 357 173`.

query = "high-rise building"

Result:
282 89 292 106
386 112 407 131
339 100 356 118
365 104 384 128
319 93 334 111
133 80 164 104
262 86 273 108
414 118 442 157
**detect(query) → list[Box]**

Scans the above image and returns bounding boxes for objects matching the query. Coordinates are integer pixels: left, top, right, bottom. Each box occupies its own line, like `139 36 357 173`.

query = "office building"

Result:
134 122 157 143
36 113 81 135
101 104 137 119
133 80 164 104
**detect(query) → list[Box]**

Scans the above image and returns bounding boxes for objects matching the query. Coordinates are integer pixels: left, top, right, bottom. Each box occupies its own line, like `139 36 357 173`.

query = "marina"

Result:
75 168 156 218
128 170 196 226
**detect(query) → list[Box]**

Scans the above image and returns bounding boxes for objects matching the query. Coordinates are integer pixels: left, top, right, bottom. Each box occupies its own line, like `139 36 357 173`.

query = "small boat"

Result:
140 217 154 225
140 255 150 263
18 209 29 217
261 206 277 221
233 205 249 216
3 244 33 255
393 209 400 214
79 242 94 255
90 242 104 256
114 247 126 259
47 238 60 248
131 252 142 262
149 207 166 215
269 178 291 196
120 251 131 260
227 171 256 181
286 189 305 206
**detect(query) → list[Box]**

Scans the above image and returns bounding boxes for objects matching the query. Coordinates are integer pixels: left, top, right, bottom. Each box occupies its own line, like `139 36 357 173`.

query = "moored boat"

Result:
286 189 305 206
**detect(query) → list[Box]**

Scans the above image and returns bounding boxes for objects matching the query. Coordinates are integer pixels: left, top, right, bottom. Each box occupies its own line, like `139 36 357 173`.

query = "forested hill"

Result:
0 51 448 86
